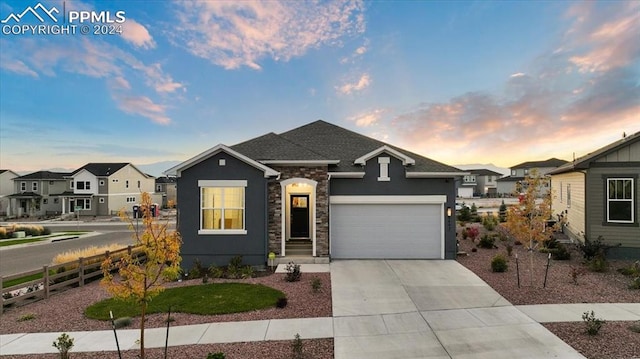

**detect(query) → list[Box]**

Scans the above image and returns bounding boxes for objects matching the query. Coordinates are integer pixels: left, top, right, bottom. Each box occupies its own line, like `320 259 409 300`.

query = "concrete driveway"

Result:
331 260 585 359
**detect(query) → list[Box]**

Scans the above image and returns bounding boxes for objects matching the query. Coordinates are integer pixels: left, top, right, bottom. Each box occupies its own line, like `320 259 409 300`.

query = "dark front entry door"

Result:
290 195 310 238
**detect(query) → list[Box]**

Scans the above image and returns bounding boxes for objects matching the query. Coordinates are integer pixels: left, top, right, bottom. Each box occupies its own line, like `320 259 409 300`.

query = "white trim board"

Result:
330 195 446 204
354 145 416 166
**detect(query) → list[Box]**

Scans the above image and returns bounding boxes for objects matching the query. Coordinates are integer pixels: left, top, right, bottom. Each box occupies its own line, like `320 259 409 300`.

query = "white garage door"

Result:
330 196 444 259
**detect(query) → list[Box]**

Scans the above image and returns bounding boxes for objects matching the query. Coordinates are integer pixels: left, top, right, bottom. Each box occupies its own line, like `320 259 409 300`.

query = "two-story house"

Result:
7 171 71 217
471 169 503 197
456 174 477 198
61 163 161 216
155 176 177 208
0 170 20 216
497 158 568 196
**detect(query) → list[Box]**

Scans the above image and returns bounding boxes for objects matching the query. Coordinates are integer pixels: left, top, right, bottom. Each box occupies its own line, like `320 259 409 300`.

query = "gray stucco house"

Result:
550 132 640 259
167 120 465 269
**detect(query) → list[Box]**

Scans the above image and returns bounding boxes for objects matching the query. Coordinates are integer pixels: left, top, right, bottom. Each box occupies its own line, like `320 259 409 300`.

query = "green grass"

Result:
85 283 285 320
0 238 43 247
2 271 56 288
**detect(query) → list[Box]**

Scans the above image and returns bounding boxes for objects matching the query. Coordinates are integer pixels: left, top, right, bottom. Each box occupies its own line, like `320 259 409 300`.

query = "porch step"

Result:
274 256 330 265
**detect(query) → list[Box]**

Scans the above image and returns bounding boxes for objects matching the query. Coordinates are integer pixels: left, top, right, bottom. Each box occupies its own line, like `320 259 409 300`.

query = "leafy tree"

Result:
504 169 559 286
101 192 182 359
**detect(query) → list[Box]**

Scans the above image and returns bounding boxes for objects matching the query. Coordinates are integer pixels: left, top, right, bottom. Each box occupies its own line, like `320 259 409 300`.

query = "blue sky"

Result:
1 0 638 175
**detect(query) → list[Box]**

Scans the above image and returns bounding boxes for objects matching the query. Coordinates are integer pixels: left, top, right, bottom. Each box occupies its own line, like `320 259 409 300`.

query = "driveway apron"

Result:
331 260 585 359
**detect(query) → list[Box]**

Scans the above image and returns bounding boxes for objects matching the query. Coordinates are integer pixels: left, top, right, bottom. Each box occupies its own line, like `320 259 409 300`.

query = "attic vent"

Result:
219 159 226 166
378 157 390 182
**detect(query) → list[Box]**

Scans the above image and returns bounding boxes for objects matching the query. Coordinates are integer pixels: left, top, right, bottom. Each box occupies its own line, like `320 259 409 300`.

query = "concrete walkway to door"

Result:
331 260 587 359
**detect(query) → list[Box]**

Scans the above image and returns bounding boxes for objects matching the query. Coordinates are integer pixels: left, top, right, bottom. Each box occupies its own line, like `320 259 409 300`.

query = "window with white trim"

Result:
75 198 91 210
126 196 136 203
75 181 90 190
199 180 246 233
99 180 105 186
157 184 162 192
137 180 141 188
99 198 105 203
126 180 129 188
607 178 634 223
20 182 26 191
377 157 390 182
32 182 38 191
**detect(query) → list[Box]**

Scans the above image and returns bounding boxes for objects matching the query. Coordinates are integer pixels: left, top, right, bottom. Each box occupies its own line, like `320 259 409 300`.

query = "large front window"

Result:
199 180 246 234
607 178 634 223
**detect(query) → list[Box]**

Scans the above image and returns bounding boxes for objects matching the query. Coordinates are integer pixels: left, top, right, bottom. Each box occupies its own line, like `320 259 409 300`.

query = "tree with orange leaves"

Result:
101 192 182 359
504 169 559 286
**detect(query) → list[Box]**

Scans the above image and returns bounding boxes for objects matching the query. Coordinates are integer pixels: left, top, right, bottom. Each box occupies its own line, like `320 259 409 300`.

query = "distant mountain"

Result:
453 163 510 177
136 161 182 177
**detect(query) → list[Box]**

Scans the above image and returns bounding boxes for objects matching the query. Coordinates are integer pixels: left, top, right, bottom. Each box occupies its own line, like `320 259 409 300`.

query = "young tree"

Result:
101 192 182 359
504 169 559 286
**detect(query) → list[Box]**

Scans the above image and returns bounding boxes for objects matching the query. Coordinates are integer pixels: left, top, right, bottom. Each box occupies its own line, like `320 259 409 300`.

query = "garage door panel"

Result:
331 203 442 259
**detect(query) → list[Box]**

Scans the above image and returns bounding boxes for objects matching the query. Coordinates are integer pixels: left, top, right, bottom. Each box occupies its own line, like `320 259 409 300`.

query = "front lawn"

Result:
85 282 285 320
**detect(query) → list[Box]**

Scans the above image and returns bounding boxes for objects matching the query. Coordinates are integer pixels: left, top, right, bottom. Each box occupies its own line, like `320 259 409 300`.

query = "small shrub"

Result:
226 256 243 279
311 277 322 293
550 244 571 260
457 204 471 222
17 313 35 322
569 266 586 285
466 226 480 241
628 321 640 333
207 353 226 359
577 235 619 260
292 333 304 359
629 277 640 290
617 261 640 277
582 311 605 335
498 201 507 222
209 265 224 279
491 254 508 272
113 317 132 328
587 255 608 272
189 258 207 279
482 215 498 231
166 316 175 323
505 244 513 257
470 203 479 222
240 265 255 279
285 261 301 282
202 274 209 284
276 297 288 308
461 229 468 240
52 333 74 359
478 234 495 249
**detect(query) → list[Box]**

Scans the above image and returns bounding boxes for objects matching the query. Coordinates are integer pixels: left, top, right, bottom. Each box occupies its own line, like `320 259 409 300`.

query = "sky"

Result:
1 0 639 176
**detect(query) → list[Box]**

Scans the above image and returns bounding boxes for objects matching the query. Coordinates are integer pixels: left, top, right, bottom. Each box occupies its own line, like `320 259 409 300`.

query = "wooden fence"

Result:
0 245 144 316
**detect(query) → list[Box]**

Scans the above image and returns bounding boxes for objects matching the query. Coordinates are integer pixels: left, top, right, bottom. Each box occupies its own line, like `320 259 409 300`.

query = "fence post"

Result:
79 257 84 287
127 245 132 255
44 265 50 299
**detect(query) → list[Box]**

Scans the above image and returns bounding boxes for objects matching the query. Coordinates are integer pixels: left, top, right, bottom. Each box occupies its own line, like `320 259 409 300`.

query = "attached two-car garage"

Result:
329 196 445 259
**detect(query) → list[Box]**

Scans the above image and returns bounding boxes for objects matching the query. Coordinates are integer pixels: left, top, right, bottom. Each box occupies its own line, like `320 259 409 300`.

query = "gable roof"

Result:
73 163 130 177
468 169 503 176
16 171 71 180
550 131 640 175
165 144 280 178
155 176 177 184
510 158 568 169
237 120 463 174
1 169 20 177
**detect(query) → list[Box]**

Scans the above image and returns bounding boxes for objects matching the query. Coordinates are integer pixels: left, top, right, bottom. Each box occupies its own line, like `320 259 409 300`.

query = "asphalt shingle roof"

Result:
73 163 129 177
16 171 71 180
468 169 503 176
232 120 462 173
510 158 568 169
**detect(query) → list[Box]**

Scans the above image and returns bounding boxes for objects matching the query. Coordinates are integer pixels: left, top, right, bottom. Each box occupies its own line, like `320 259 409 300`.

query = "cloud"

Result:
172 0 365 69
340 40 368 64
120 19 156 49
385 1 639 166
0 59 38 77
114 95 171 125
336 73 371 94
349 108 386 127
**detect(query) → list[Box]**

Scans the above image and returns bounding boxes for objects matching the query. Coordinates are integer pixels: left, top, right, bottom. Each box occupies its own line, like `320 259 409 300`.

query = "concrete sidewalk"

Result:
1 261 639 357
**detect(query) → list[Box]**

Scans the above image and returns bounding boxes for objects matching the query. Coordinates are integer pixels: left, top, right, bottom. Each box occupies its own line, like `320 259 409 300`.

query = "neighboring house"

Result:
155 176 177 208
167 120 466 269
7 171 71 217
0 169 20 216
456 174 476 198
471 169 503 197
496 158 568 196
61 163 161 216
550 132 640 259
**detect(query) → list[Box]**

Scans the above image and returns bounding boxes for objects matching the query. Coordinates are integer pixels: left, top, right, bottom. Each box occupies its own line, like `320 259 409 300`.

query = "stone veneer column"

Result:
267 166 329 257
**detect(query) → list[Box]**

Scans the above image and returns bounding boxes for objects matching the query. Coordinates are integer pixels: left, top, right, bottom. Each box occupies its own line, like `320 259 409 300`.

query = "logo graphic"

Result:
1 3 59 24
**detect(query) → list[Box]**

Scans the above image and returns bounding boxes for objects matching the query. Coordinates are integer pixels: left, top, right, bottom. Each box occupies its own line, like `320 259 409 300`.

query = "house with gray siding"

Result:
0 170 19 216
7 171 71 217
497 158 568 196
550 132 640 259
167 120 466 269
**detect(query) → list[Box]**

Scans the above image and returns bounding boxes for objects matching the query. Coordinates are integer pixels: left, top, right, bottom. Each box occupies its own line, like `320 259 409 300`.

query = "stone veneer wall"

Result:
267 166 329 257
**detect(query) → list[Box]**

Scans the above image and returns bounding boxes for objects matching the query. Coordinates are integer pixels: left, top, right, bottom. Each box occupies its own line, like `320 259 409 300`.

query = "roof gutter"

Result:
406 171 469 178
259 160 340 165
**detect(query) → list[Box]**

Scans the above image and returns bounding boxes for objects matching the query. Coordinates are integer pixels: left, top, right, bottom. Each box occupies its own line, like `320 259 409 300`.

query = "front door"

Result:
290 195 310 238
